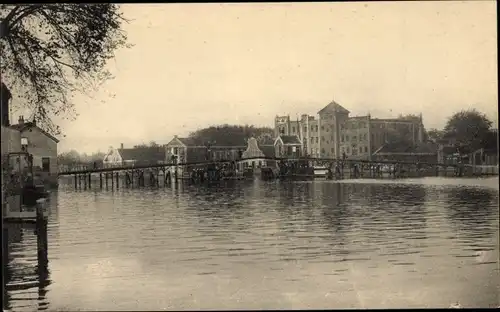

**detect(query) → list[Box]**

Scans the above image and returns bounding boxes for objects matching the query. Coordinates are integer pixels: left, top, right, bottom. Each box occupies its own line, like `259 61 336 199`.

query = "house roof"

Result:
10 122 59 143
260 145 275 158
318 101 350 115
177 137 199 147
277 135 302 145
118 146 166 162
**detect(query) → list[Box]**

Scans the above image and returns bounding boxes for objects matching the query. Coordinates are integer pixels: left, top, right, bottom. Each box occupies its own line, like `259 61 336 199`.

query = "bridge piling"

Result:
111 171 114 189
74 175 77 190
115 172 119 189
99 173 103 189
105 173 108 189
78 174 82 189
88 173 91 188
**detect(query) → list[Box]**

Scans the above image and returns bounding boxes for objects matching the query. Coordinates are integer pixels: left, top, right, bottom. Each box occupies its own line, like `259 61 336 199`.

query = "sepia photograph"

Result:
1 1 498 310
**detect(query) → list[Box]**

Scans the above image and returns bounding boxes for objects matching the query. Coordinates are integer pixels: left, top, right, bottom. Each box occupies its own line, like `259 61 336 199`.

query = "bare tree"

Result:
0 4 130 135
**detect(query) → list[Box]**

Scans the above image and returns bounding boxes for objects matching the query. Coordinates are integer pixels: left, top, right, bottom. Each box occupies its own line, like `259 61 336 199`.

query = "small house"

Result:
103 143 166 168
239 137 276 170
10 116 59 188
274 135 302 158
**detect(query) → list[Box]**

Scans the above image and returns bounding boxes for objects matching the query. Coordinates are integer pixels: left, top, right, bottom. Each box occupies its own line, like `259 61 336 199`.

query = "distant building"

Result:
239 137 276 170
103 143 166 167
275 100 426 160
165 135 247 175
274 135 302 158
9 116 60 188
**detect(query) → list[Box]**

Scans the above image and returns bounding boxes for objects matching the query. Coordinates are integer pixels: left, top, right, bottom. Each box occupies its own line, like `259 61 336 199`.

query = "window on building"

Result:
364 146 368 153
346 135 349 141
359 147 362 153
292 126 295 133
315 125 318 132
303 126 307 133
346 147 350 154
321 126 324 130
315 137 319 143
352 146 358 156
42 157 50 172
341 135 344 142
321 136 325 141
310 137 314 142
353 135 357 142
321 148 325 154
331 148 334 153
341 147 345 154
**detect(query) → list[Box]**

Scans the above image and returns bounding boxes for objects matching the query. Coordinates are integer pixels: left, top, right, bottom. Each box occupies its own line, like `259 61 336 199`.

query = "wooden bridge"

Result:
58 156 461 176
57 156 474 191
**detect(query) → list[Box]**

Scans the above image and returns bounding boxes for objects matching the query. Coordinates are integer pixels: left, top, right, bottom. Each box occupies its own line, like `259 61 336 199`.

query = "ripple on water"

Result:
3 177 499 310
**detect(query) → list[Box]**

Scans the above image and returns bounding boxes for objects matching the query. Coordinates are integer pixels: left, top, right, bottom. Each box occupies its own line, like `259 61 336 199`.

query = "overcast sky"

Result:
12 2 497 153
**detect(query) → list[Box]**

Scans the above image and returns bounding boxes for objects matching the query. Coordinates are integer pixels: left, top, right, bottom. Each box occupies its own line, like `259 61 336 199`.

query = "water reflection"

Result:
4 177 499 310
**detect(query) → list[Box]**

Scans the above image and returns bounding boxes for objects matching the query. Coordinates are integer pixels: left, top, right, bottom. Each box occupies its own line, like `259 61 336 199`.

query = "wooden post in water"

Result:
99 173 103 189
88 173 91 188
74 174 77 189
111 171 114 189
105 173 109 189
83 173 87 190
115 172 119 189
36 199 48 269
78 174 82 189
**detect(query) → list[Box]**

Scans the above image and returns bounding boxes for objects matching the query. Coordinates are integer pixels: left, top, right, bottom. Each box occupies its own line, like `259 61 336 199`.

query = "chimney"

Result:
120 143 124 149
18 115 24 125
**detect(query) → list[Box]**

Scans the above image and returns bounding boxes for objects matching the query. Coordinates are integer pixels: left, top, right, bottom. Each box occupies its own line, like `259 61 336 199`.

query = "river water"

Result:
3 177 499 310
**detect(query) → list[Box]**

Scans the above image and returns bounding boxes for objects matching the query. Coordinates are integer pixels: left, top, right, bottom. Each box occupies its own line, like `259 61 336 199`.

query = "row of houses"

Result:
102 134 303 172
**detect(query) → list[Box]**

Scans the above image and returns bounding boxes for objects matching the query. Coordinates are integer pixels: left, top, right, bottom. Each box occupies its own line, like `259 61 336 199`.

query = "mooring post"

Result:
115 172 119 189
36 199 48 269
3 227 9 271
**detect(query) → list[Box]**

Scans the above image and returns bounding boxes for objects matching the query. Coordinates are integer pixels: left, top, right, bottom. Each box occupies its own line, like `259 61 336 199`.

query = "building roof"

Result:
177 137 200 147
318 101 350 115
118 146 166 162
10 122 59 143
276 135 302 145
260 145 275 158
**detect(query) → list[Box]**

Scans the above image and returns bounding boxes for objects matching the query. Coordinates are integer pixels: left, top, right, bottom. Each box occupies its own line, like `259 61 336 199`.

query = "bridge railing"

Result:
57 156 462 176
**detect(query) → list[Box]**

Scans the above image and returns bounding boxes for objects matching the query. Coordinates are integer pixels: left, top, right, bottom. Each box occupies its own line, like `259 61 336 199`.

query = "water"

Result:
3 177 499 310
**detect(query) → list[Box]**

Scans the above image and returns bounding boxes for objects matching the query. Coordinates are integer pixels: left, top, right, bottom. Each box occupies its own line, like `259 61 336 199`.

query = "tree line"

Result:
426 109 496 154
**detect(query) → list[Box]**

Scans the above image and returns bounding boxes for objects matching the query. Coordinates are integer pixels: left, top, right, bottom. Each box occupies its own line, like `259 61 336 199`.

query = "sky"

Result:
11 1 498 153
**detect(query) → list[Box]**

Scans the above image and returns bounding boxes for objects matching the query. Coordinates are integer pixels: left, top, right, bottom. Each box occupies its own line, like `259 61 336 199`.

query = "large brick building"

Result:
274 101 426 160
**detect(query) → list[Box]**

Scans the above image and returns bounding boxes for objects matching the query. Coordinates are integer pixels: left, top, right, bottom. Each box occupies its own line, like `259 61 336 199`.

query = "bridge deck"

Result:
58 156 461 176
